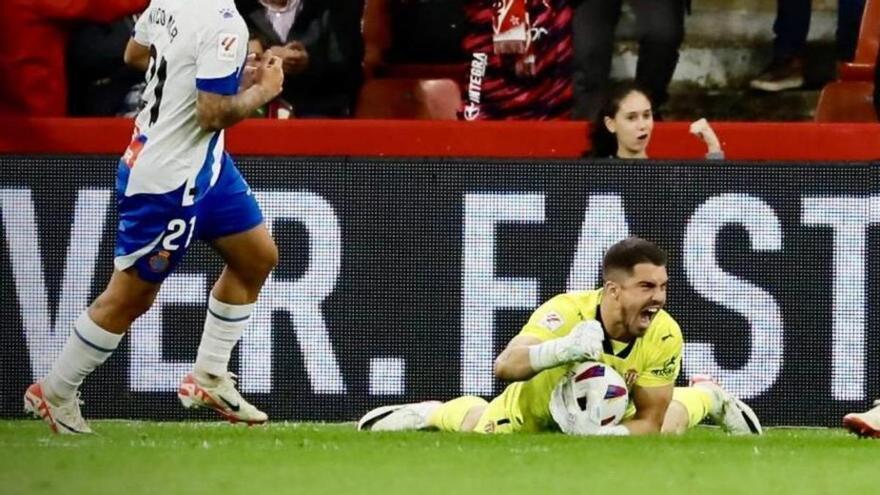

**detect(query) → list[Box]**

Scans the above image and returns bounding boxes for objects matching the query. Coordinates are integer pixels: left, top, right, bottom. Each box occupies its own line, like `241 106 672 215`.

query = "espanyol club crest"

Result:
148 250 171 272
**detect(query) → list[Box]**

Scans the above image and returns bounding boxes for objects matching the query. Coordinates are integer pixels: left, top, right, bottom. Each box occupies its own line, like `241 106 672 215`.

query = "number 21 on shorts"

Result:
163 217 197 251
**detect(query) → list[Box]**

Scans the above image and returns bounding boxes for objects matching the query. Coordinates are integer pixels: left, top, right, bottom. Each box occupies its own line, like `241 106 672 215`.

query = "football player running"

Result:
24 0 283 434
359 237 762 436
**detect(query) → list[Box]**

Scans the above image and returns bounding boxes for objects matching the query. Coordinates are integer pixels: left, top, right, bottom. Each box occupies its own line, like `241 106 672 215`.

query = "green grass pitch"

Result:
1 421 878 495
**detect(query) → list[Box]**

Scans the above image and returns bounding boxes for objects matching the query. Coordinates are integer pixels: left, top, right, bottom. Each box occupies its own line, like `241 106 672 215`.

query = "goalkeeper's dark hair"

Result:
588 83 654 158
602 237 667 280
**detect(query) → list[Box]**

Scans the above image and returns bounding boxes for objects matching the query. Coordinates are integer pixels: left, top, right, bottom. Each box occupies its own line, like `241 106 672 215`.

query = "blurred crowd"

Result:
0 0 872 120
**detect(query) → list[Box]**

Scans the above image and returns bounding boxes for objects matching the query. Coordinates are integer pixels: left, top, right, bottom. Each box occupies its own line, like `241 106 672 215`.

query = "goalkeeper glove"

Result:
528 320 604 372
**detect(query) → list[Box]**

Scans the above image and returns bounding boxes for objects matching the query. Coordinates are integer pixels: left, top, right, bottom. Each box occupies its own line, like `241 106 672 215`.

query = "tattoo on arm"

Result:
195 86 270 132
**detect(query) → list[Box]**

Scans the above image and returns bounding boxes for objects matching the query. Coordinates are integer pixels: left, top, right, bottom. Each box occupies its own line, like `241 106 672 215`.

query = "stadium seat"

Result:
354 78 462 119
815 0 879 121
814 81 876 122
839 0 880 81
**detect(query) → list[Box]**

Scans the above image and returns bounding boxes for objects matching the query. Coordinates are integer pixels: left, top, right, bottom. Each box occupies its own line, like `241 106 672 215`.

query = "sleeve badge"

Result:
539 311 564 332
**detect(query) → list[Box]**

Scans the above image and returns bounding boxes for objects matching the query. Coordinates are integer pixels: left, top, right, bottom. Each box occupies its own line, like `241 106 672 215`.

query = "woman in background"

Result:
589 83 724 160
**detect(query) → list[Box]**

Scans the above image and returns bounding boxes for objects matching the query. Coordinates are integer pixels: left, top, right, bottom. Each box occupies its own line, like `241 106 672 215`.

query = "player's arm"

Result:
601 319 682 435
123 38 151 72
618 383 673 435
494 321 604 382
196 55 283 132
493 334 543 381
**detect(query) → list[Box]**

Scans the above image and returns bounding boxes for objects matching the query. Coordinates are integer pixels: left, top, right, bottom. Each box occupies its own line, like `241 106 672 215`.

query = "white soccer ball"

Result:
549 361 629 434
571 361 629 425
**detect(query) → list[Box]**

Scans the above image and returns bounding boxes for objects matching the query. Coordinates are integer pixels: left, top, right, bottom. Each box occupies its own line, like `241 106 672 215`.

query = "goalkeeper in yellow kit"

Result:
359 237 762 436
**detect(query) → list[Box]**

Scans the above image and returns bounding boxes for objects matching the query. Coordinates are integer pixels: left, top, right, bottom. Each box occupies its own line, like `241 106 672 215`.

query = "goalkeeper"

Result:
359 237 761 436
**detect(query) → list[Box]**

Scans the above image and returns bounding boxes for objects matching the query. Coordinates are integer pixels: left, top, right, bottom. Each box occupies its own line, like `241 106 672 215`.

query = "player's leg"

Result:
662 387 714 435
469 392 522 434
25 160 194 434
843 399 880 438
25 269 162 434
664 376 763 435
661 398 691 434
431 396 488 432
358 401 443 431
358 397 488 432
177 156 275 424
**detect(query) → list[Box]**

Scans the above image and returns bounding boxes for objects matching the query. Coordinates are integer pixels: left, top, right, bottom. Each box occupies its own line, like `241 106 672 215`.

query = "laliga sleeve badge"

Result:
539 311 564 332
217 33 239 62
148 250 171 273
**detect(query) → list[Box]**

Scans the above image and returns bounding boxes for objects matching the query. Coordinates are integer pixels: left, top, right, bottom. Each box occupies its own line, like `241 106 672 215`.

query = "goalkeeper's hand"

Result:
550 376 603 436
528 320 604 372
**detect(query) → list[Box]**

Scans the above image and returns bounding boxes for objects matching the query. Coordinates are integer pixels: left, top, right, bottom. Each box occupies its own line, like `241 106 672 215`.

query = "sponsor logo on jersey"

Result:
464 53 488 121
218 33 239 62
650 356 678 377
539 311 564 331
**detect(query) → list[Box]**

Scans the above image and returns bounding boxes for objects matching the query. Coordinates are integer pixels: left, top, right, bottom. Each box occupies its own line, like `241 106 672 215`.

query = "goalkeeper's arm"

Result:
612 384 672 435
493 321 604 382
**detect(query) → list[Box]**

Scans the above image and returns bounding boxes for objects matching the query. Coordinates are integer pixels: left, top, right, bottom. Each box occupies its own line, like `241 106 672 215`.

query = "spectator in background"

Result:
588 83 722 159
750 0 866 92
571 0 685 121
460 0 573 120
67 16 145 116
0 0 148 116
243 0 364 117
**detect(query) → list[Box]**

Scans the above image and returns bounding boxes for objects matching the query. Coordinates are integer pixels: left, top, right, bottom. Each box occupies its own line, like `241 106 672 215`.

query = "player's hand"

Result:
239 52 260 91
266 42 309 75
255 55 284 103
551 377 602 435
689 118 722 154
282 41 309 74
557 320 604 364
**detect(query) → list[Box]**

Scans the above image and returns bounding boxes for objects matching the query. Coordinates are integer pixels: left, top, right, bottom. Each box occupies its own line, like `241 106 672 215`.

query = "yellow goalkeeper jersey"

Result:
488 289 683 433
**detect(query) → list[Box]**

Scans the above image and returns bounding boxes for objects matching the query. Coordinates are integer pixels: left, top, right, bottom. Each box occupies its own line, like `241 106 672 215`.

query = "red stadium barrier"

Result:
0 118 879 160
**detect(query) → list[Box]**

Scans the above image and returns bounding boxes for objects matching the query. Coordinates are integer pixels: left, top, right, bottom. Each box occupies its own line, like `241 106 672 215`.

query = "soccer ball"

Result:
549 361 629 434
569 361 629 426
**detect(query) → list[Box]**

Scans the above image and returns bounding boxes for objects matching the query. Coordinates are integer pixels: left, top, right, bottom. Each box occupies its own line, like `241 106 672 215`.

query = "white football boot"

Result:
178 372 268 425
24 382 93 435
690 375 763 435
843 399 880 439
357 401 442 431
